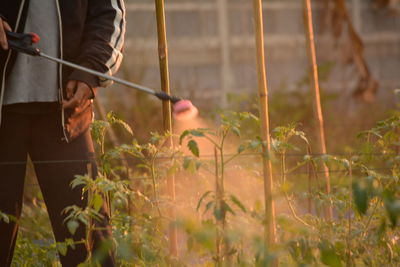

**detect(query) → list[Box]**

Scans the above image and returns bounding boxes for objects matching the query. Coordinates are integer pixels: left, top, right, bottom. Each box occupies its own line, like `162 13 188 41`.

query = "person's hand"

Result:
62 80 93 110
0 17 11 50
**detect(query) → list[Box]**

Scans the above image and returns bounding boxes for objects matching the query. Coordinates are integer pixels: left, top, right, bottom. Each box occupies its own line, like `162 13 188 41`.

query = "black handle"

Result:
6 31 40 56
154 91 181 104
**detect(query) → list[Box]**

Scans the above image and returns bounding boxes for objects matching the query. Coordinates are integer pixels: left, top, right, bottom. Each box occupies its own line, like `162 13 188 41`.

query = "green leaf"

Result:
213 207 223 221
204 200 215 215
237 144 246 154
197 191 213 211
67 220 79 235
383 190 400 227
57 242 68 256
149 131 164 144
188 140 200 157
183 157 200 173
115 119 133 136
167 164 178 176
190 129 205 137
179 130 190 144
247 112 260 122
230 194 247 212
70 175 89 189
65 238 76 250
352 181 369 215
249 139 262 150
0 211 9 224
90 120 110 145
231 127 241 137
183 157 191 170
106 111 133 135
92 193 104 212
222 201 235 215
319 241 343 267
214 201 235 221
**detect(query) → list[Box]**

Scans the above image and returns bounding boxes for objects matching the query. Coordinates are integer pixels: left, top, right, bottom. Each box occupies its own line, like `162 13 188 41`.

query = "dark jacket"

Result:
0 0 125 142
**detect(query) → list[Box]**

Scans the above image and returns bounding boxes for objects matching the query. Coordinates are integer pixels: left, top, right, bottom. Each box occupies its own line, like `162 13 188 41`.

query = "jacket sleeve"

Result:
68 0 126 90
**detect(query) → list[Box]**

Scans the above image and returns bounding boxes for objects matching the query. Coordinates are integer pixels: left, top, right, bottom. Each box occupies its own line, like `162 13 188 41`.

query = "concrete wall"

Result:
118 0 400 108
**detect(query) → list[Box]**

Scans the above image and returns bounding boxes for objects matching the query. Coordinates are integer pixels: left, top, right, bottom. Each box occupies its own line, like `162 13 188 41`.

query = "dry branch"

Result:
322 0 378 101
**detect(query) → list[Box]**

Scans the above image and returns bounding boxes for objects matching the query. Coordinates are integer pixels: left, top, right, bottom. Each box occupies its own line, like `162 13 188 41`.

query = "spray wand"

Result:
6 31 198 120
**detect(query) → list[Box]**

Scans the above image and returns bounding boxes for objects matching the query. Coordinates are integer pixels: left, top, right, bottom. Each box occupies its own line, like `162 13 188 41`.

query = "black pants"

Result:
0 104 114 266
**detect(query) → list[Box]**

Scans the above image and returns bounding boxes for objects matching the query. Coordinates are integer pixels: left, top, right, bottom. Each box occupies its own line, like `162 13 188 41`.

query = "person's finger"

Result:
0 18 8 50
62 96 79 109
65 80 77 99
63 86 87 109
76 82 92 101
3 21 11 31
63 81 92 109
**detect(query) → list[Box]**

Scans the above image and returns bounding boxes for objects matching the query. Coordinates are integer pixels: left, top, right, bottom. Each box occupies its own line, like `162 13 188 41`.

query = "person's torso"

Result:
3 0 59 105
0 0 89 90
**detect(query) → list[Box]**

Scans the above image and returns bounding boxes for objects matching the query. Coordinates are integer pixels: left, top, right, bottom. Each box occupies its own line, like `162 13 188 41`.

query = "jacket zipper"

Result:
55 0 69 143
0 0 26 125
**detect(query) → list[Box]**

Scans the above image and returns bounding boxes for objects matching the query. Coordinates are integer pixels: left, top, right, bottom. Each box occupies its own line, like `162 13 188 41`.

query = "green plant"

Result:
7 109 400 267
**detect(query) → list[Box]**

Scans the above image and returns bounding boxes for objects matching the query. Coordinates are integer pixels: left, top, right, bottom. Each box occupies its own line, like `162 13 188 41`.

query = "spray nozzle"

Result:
6 31 40 56
154 92 199 121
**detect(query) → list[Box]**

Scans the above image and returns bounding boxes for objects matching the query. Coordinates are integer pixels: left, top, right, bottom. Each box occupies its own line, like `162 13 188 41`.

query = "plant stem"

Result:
86 163 94 259
347 158 353 266
286 160 308 175
214 146 222 267
362 198 380 238
204 135 220 149
281 153 313 228
219 134 232 265
307 147 313 214
223 153 240 166
150 154 163 219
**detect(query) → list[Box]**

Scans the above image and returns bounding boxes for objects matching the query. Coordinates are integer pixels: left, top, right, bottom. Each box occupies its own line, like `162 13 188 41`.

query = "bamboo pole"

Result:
217 0 231 107
154 0 178 257
302 0 333 220
252 0 277 254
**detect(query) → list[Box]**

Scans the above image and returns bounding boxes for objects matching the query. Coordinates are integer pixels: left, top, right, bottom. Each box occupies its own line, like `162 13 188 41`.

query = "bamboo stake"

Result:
154 0 178 257
217 0 231 107
302 0 333 220
252 0 277 255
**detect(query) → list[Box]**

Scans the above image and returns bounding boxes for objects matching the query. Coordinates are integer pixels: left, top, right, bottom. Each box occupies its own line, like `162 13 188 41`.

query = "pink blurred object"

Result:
172 100 199 121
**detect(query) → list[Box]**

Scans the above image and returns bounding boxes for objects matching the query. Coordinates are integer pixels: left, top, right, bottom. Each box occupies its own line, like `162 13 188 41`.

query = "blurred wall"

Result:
117 0 400 109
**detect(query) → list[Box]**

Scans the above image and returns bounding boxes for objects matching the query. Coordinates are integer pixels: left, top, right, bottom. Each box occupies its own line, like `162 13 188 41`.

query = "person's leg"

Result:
0 110 29 267
29 111 114 267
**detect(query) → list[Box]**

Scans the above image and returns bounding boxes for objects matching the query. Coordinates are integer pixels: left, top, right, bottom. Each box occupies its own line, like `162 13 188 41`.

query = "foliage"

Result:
2 110 399 266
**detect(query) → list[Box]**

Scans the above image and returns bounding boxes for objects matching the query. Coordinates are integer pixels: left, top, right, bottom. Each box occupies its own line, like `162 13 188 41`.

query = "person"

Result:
0 0 125 266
